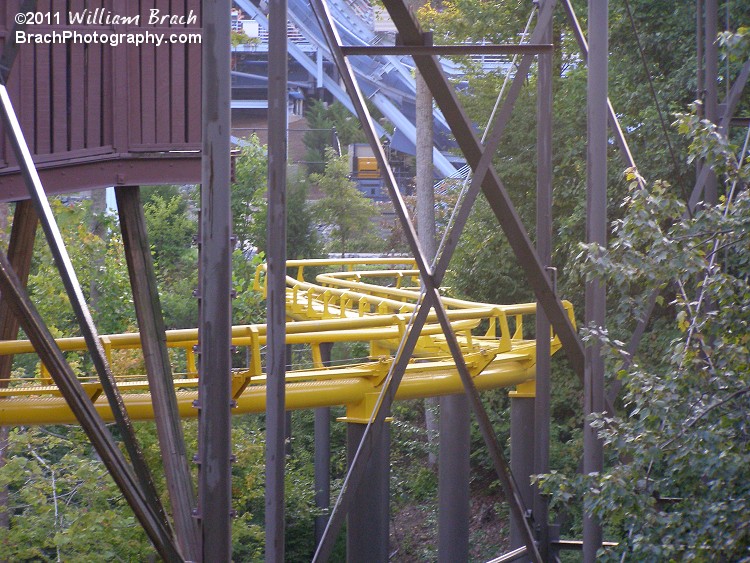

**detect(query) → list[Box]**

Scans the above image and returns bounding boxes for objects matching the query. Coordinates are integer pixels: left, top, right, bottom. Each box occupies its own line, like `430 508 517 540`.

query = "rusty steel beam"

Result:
0 250 182 561
116 186 200 562
0 83 170 534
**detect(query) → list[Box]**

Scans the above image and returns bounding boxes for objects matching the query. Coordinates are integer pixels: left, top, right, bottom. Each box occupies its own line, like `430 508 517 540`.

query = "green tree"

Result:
143 190 196 269
26 198 136 338
302 100 366 174
539 103 750 560
142 188 199 329
231 135 321 260
286 172 322 260
0 427 154 561
311 149 380 256
232 136 268 254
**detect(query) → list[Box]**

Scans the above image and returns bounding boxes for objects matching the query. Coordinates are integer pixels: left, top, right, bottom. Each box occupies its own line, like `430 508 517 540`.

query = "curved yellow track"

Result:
0 259 575 425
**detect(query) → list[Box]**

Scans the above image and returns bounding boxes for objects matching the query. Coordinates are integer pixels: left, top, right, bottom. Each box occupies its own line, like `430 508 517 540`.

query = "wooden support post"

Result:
0 199 37 532
116 186 200 562
0 200 37 380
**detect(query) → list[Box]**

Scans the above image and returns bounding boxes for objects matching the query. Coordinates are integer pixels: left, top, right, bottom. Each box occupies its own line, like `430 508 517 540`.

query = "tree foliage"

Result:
0 427 152 561
311 149 380 256
538 104 750 560
231 134 321 261
232 136 269 254
416 3 750 556
27 199 136 337
302 99 366 174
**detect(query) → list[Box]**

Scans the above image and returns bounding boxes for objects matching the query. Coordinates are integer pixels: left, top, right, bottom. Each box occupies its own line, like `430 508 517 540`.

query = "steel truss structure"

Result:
0 0 746 561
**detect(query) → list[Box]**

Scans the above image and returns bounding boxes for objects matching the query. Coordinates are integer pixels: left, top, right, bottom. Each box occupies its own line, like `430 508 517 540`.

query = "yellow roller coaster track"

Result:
0 258 575 425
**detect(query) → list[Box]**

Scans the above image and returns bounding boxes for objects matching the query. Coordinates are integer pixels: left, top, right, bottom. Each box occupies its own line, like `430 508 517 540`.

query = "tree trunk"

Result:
416 71 439 468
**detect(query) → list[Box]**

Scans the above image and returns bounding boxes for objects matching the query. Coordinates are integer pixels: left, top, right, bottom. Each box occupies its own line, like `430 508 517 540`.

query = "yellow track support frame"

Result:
0 259 574 425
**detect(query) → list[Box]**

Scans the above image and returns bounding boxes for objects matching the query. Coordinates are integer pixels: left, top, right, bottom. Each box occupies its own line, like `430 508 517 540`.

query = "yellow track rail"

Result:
0 259 575 425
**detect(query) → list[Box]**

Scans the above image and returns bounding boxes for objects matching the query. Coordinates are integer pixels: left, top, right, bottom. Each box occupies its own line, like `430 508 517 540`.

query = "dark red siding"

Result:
0 0 202 201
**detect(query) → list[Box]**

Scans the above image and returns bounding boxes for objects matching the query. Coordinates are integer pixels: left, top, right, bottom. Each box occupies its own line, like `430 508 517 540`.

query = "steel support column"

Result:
438 393 470 562
560 0 638 177
583 0 608 560
265 0 288 556
116 186 200 562
313 298 433 563
286 345 294 457
509 389 535 552
199 0 233 560
533 0 554 558
314 342 334 545
346 421 391 563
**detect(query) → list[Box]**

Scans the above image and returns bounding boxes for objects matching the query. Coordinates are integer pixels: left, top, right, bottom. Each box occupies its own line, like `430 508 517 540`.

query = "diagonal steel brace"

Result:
380 0 585 381
0 84 171 536
0 251 182 562
433 0 555 285
307 0 544 560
